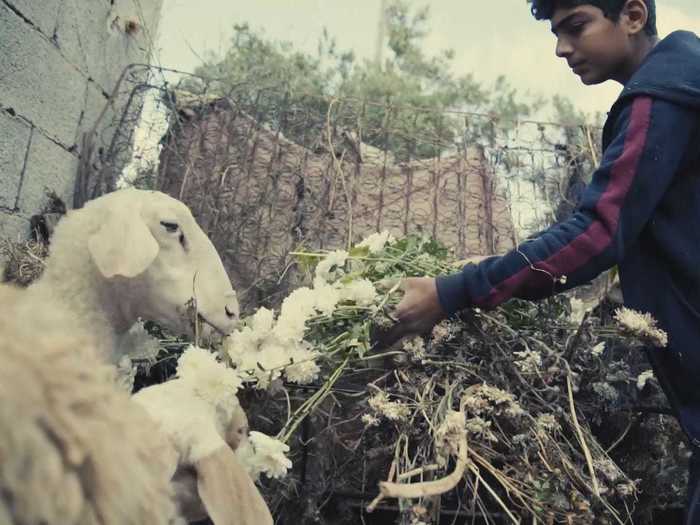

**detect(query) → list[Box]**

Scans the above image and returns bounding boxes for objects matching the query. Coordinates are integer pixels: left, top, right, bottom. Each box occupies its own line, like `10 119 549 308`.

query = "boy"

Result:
388 0 700 521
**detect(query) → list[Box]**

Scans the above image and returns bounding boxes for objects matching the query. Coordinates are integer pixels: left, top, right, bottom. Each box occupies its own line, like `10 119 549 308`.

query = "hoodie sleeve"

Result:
436 96 698 314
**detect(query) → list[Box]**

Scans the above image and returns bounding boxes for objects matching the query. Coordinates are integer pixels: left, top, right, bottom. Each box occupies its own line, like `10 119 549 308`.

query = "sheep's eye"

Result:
160 221 179 233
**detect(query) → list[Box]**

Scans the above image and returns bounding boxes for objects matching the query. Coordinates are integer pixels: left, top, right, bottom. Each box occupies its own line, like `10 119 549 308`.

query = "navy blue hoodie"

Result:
436 31 700 440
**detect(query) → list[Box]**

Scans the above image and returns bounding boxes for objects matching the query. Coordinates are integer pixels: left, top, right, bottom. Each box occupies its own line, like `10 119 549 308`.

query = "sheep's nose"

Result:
224 293 239 321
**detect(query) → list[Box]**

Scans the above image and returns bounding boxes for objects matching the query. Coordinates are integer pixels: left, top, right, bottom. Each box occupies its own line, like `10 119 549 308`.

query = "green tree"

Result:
182 1 540 160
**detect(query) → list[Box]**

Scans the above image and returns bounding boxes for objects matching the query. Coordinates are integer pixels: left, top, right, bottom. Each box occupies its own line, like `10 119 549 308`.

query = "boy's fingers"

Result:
382 305 400 323
370 320 413 351
376 277 401 290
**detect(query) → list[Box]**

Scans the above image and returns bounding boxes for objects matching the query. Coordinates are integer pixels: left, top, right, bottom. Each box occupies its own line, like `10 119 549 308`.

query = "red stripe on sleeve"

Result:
476 97 653 308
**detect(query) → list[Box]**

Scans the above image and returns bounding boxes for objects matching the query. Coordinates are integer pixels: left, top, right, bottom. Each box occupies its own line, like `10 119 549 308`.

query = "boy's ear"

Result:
621 0 649 36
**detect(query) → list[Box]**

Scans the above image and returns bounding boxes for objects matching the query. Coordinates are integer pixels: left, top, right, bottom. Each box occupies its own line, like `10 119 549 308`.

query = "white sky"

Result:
154 0 699 118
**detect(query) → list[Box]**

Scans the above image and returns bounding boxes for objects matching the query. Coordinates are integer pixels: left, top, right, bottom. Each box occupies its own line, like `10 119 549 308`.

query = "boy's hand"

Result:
395 276 446 329
372 277 446 349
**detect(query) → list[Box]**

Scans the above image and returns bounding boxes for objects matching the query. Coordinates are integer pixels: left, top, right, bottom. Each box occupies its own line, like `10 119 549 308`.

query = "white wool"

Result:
116 355 138 393
0 189 248 524
136 351 277 524
134 380 232 465
21 188 239 363
134 347 242 465
132 348 275 523
0 284 178 525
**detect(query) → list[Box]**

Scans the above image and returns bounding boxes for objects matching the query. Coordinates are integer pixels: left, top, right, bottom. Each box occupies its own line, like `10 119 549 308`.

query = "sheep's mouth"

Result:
196 313 228 337
181 299 232 340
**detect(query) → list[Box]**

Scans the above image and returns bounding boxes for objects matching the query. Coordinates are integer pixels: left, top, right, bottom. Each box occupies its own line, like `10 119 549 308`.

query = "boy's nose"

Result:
555 37 573 58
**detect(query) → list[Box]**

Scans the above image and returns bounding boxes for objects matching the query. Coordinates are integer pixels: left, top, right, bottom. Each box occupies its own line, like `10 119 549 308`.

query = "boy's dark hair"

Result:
528 0 657 36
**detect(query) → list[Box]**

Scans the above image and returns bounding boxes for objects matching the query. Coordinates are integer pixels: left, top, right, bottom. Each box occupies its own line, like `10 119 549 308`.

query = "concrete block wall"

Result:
0 0 163 244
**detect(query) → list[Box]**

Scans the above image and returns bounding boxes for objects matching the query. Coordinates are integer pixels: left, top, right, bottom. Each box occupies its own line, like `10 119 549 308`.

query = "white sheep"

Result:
1 188 255 523
132 347 274 525
0 285 179 524
19 187 240 362
168 405 250 522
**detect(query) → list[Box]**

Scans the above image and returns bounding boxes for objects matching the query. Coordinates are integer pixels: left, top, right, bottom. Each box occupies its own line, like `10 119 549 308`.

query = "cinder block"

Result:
4 0 61 38
16 132 79 217
55 0 162 94
0 3 83 147
53 0 112 88
0 110 32 209
0 212 30 243
80 81 118 150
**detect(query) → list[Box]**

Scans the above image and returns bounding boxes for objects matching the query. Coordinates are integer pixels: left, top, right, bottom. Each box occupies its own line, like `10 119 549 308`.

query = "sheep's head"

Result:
84 188 239 339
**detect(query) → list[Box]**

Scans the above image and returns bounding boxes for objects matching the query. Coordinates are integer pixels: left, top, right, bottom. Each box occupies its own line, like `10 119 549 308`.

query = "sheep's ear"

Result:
88 210 160 278
195 446 273 525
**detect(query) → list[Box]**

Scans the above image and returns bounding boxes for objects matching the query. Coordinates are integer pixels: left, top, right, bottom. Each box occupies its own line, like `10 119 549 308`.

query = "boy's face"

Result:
550 4 633 85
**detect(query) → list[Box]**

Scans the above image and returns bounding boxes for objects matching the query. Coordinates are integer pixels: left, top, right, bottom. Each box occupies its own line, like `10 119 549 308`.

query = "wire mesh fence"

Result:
63 65 690 525
88 65 601 313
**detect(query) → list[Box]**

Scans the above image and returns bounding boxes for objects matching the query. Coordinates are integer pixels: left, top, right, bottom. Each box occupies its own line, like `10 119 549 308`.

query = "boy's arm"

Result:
436 96 697 314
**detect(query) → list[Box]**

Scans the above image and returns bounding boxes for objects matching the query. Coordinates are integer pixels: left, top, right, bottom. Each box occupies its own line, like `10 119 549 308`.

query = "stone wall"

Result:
0 0 163 244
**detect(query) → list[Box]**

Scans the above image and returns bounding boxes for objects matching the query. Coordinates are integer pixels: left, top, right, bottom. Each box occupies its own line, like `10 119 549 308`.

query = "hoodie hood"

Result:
615 30 700 111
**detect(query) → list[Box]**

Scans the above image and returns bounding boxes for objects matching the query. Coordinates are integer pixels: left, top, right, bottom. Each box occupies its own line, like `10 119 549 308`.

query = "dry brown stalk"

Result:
370 429 468 507
566 369 601 498
396 464 440 481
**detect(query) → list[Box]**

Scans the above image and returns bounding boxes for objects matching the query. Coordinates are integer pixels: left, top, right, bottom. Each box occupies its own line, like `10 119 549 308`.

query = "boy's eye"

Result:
566 20 586 34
